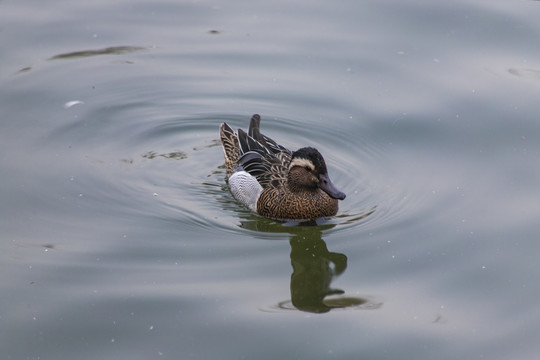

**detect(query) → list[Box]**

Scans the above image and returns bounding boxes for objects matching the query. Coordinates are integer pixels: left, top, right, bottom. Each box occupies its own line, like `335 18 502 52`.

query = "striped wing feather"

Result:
237 124 291 189
221 114 291 189
239 150 290 189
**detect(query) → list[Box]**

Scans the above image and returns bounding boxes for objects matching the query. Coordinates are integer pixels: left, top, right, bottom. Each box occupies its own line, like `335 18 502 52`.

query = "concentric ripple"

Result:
119 112 424 238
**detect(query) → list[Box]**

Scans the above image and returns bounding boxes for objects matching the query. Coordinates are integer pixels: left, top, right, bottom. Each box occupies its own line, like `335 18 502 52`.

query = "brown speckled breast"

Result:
256 187 338 220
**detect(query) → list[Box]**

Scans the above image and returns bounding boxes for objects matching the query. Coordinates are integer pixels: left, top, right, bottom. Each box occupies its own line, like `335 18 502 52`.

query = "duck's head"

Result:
288 147 346 200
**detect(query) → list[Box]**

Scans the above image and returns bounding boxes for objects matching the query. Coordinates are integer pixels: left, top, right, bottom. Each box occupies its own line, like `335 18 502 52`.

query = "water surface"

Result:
2 0 540 359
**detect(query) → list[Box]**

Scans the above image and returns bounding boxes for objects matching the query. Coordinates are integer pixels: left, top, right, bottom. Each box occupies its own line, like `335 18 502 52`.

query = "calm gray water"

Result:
2 0 540 359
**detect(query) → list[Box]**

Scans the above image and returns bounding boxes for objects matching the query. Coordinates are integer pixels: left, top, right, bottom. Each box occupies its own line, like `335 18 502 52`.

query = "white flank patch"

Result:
229 170 263 212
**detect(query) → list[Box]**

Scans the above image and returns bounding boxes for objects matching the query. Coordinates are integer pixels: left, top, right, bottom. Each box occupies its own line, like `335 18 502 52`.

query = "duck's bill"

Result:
318 173 346 200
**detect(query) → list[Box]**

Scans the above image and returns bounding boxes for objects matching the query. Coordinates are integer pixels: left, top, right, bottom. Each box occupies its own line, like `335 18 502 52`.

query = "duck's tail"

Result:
248 114 261 139
219 122 239 176
248 113 288 154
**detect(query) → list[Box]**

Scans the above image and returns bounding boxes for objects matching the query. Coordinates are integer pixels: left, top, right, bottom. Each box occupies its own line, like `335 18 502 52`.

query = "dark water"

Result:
2 0 540 359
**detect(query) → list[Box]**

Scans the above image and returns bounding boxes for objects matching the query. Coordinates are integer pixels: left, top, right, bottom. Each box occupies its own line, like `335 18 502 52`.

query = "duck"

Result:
219 114 346 220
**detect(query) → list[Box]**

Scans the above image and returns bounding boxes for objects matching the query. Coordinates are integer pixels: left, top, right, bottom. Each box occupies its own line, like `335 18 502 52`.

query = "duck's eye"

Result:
305 166 311 171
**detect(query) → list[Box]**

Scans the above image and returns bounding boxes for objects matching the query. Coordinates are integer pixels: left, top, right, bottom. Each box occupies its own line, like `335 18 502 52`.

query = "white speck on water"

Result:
64 100 84 109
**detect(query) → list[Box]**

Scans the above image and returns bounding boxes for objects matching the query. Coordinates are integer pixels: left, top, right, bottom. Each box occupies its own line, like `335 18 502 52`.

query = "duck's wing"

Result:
237 127 292 189
239 150 291 189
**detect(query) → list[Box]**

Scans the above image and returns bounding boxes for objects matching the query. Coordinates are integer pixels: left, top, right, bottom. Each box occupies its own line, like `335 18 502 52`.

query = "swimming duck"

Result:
219 114 346 220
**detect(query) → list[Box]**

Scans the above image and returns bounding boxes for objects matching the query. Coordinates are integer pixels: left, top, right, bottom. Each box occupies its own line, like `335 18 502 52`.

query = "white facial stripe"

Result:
289 158 315 171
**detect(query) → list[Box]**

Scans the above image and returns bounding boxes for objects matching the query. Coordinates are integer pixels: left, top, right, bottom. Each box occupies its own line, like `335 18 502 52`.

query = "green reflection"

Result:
289 230 347 313
239 218 381 313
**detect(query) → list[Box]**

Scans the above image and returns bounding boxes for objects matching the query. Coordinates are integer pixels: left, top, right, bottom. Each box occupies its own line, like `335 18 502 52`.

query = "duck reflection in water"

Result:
289 229 348 313
239 218 381 313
